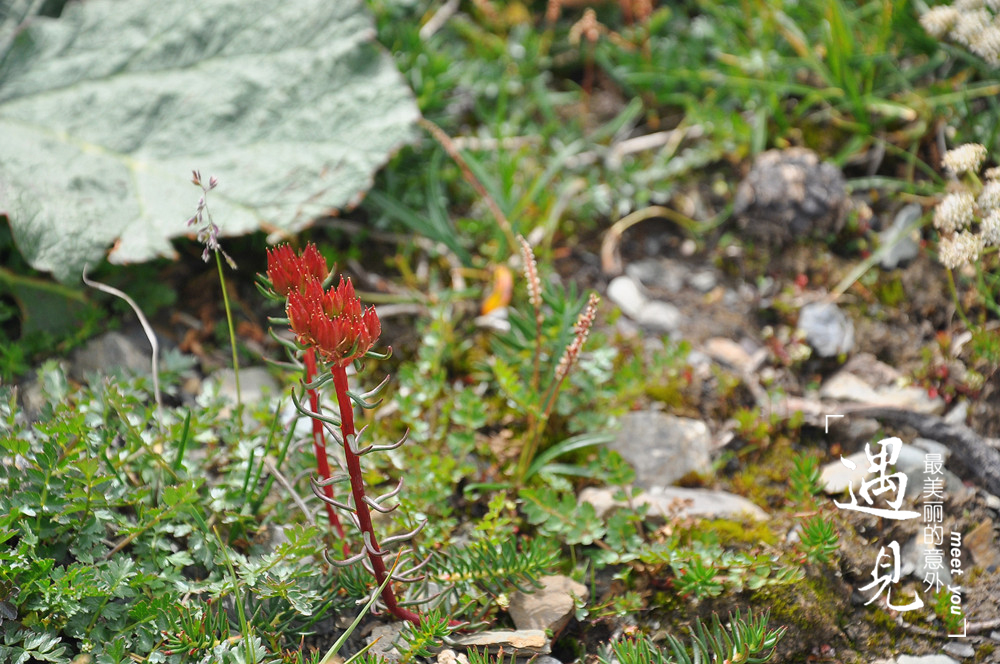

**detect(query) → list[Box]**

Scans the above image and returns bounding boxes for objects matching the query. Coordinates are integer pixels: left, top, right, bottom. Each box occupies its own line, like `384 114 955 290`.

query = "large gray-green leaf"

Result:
0 0 419 283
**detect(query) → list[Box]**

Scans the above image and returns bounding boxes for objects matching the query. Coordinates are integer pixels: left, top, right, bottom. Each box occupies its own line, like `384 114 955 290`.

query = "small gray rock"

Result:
637 301 683 333
798 302 854 357
450 630 550 655
367 622 404 662
70 331 152 380
897 655 960 664
508 575 587 633
880 203 922 270
820 451 870 495
607 275 647 320
819 371 944 414
942 643 976 659
625 259 684 293
580 486 769 521
609 412 712 489
687 270 718 293
901 534 952 585
207 367 280 407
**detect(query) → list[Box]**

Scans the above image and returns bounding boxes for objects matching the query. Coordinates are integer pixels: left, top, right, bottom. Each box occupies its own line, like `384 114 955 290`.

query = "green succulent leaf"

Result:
0 0 419 283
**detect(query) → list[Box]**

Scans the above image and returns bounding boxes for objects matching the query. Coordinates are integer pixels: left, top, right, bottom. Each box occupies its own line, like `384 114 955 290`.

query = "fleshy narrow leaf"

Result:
0 0 419 283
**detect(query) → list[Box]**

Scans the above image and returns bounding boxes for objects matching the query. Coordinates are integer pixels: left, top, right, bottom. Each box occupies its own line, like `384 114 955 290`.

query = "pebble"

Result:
942 642 976 659
819 371 944 414
703 337 754 373
608 412 712 489
579 485 769 522
901 534 952 585
509 575 587 633
944 400 969 426
879 203 922 270
450 630 550 655
69 330 152 380
366 622 404 662
897 655 959 664
797 302 854 357
607 275 647 320
687 270 718 293
625 259 685 293
963 519 1000 570
607 275 683 333
820 451 871 495
638 301 683 333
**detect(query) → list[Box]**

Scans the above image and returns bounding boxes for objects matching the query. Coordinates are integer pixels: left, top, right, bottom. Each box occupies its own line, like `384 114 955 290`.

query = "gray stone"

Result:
942 643 976 659
963 520 1000 570
798 302 854 357
897 656 959 664
509 575 586 633
625 259 684 293
607 275 647 320
636 301 683 333
436 650 469 664
207 367 280 407
912 438 951 462
688 270 718 293
820 451 871 495
703 337 753 373
819 371 944 414
367 622 404 662
880 203 922 270
451 630 550 655
901 534 952 585
579 486 769 521
69 331 151 380
609 412 712 489
944 400 969 426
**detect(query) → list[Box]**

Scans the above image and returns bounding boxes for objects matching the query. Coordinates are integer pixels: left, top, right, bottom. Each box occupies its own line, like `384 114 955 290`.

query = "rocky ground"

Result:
17 150 1000 664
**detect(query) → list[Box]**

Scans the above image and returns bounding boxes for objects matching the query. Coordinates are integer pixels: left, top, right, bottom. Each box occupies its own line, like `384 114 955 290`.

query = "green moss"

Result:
701 518 778 547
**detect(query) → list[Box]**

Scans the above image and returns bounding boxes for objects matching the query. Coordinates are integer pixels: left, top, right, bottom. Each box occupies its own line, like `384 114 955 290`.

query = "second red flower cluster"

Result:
265 244 381 367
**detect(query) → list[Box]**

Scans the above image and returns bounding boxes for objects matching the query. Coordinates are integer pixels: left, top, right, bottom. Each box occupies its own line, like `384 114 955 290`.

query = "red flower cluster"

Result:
266 244 381 366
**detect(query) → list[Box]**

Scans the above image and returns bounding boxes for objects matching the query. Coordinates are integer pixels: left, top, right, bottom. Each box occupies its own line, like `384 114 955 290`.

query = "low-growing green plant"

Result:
491 237 601 484
929 586 965 633
788 453 824 507
797 516 840 566
600 610 786 664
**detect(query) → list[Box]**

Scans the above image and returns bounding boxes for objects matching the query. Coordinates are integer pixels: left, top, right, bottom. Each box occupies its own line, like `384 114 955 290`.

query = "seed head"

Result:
933 191 976 233
920 6 959 37
979 180 1000 212
981 209 1000 246
938 230 982 269
517 236 542 323
942 143 987 174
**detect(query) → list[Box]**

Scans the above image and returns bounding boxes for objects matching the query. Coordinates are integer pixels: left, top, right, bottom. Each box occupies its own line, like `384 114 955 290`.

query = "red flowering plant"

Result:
258 243 428 626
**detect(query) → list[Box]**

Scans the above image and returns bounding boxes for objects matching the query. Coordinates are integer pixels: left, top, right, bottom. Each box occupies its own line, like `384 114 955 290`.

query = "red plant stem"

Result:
304 348 347 544
331 364 422 626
